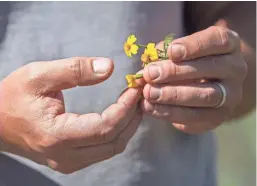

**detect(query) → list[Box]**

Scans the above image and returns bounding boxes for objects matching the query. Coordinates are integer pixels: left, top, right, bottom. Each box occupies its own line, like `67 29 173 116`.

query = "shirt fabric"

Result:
0 2 217 186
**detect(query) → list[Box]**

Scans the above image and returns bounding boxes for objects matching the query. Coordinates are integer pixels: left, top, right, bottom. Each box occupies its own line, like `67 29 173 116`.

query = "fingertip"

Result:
135 78 146 88
168 43 186 62
143 84 151 100
135 70 146 88
143 65 157 83
118 87 142 106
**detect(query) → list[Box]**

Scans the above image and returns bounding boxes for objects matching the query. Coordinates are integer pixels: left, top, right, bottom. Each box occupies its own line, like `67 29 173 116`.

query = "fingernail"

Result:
148 65 160 80
171 44 185 60
92 58 111 74
150 86 161 100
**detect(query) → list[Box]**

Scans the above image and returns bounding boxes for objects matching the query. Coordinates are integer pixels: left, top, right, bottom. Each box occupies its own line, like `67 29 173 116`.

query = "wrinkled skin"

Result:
0 57 142 174
140 26 248 134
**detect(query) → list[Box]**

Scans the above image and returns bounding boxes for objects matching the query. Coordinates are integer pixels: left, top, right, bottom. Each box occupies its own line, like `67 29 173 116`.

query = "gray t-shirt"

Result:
0 2 216 186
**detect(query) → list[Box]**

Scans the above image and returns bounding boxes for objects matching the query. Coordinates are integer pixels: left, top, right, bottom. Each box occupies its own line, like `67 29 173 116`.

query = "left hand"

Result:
141 26 248 134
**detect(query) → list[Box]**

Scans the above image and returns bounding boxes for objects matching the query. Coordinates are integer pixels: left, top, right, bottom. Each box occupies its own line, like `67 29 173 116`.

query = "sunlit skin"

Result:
0 2 255 174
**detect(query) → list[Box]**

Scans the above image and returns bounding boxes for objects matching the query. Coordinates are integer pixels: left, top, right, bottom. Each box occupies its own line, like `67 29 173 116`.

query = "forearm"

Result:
186 1 256 119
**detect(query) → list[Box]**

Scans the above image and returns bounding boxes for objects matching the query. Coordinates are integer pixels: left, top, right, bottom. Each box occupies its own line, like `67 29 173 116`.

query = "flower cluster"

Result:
124 34 174 88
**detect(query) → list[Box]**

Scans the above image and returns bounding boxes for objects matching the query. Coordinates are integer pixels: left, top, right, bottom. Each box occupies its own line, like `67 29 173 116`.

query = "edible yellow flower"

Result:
125 74 138 88
124 34 139 57
141 43 159 66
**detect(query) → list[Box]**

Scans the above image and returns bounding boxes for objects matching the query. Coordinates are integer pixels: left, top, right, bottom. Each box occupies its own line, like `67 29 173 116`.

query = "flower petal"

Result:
126 74 137 88
127 34 137 45
125 49 132 57
141 53 149 63
147 43 156 49
130 44 139 54
150 53 159 61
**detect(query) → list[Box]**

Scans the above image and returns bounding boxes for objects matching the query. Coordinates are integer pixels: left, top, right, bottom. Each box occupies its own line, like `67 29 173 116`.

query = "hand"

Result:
141 26 248 134
0 57 142 174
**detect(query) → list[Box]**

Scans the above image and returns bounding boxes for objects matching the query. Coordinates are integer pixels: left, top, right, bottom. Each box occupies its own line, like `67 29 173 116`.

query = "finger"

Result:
52 88 142 147
74 108 142 163
141 99 228 125
143 54 241 83
51 109 142 174
168 26 240 61
135 70 146 88
24 57 114 93
143 83 223 107
111 107 142 154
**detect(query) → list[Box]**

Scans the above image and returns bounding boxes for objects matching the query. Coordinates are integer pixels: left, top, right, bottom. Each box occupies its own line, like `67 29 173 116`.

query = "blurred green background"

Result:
216 110 256 186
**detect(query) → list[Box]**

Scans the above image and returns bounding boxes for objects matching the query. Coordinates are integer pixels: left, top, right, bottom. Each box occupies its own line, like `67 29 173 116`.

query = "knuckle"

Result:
169 62 180 78
194 33 204 54
69 57 84 85
218 27 232 49
202 86 219 106
25 62 43 83
214 26 235 51
167 86 179 103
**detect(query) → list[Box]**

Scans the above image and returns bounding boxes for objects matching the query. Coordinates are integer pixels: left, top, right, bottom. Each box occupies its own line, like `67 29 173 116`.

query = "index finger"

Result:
51 88 142 147
168 26 240 62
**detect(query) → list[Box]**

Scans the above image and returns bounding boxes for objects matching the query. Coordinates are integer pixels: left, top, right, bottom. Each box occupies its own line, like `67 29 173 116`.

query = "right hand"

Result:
0 57 142 174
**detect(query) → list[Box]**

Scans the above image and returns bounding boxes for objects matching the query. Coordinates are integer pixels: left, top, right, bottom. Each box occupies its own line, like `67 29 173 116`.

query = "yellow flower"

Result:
141 43 159 66
125 74 138 88
124 34 139 57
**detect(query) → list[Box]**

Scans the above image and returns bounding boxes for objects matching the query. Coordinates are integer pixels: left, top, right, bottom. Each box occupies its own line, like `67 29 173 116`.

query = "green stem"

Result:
157 49 165 53
137 44 147 48
134 73 143 79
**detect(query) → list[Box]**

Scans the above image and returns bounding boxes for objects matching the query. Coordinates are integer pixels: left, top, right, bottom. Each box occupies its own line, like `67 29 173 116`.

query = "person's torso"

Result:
0 2 216 186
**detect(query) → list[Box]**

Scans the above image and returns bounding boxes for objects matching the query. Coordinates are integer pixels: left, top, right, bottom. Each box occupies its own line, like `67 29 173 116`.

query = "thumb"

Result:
135 70 146 88
24 57 114 93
